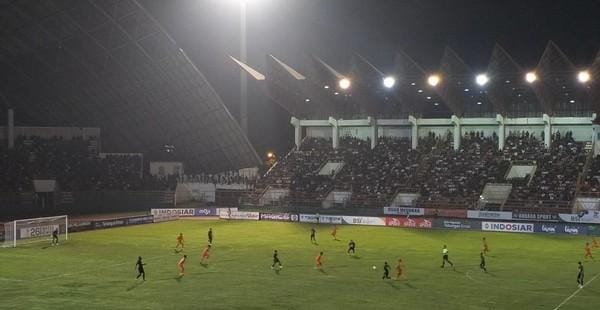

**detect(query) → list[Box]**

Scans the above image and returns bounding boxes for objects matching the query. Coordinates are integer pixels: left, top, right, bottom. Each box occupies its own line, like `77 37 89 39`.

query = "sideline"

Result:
552 271 600 310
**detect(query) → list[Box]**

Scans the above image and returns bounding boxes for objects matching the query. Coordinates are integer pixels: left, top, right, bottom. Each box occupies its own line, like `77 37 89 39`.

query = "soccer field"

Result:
1 220 599 310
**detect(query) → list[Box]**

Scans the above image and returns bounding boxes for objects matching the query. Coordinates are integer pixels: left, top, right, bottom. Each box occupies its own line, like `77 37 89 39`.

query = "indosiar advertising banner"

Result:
151 208 196 217
481 221 534 233
535 223 588 235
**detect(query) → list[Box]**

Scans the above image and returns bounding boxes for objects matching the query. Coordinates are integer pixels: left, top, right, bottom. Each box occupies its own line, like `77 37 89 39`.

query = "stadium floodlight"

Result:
2 215 68 248
305 98 311 102
475 74 489 86
578 70 591 83
338 78 351 90
383 76 396 88
427 74 441 87
525 71 538 83
323 85 330 89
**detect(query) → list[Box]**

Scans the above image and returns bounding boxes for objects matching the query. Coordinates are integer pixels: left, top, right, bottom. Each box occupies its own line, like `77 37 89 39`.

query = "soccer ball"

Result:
372 266 377 270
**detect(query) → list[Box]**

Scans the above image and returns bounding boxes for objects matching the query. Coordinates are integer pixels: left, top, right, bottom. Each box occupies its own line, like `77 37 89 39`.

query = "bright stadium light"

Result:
475 74 489 86
427 74 441 87
323 85 330 89
338 78 351 90
383 76 396 88
525 72 538 83
578 70 591 83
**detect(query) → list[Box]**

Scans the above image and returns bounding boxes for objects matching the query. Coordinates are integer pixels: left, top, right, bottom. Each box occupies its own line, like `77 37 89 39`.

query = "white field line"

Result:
552 272 600 310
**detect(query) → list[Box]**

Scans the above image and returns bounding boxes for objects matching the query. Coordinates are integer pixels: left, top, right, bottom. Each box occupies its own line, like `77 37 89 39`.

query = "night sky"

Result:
141 0 600 158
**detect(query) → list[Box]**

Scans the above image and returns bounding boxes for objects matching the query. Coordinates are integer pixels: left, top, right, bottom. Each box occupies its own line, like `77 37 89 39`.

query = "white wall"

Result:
305 126 332 139
378 126 411 138
149 161 184 177
339 126 371 140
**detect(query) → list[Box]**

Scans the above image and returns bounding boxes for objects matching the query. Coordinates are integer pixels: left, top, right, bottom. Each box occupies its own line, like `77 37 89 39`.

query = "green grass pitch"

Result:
1 220 599 309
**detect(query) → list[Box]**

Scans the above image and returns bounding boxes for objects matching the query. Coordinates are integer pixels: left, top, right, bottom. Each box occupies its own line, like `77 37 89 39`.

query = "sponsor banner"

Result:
468 210 513 220
153 213 179 223
151 208 196 217
93 219 127 229
68 221 93 232
482 221 534 233
512 212 558 222
385 217 433 229
383 207 424 216
535 223 588 235
260 213 299 222
20 225 59 238
194 208 218 216
299 214 319 223
424 208 468 218
587 225 600 236
219 211 260 220
216 208 238 214
319 215 343 224
126 215 154 225
558 211 600 224
342 216 386 226
434 219 480 230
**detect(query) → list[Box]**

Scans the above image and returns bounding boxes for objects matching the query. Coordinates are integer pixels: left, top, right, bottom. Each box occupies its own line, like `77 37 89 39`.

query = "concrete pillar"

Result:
496 114 505 150
290 117 302 150
451 115 461 151
368 116 377 149
7 108 14 149
328 117 339 149
543 113 551 149
593 124 600 157
408 115 418 150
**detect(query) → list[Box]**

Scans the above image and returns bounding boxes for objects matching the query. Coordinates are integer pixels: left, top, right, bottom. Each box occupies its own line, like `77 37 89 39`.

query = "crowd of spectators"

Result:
0 136 175 192
254 130 592 207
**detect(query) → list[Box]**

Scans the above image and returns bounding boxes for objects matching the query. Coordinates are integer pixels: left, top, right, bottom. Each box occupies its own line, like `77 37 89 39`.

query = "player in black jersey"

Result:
310 228 317 244
382 261 391 279
271 250 282 269
577 261 584 288
208 228 213 244
135 256 146 281
347 240 356 255
479 252 487 272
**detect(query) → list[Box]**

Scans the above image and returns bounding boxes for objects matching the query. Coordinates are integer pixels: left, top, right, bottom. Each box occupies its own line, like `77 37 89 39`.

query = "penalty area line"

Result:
552 272 600 310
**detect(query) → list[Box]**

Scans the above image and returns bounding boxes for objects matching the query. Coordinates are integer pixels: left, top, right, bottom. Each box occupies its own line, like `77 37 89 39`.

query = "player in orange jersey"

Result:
584 242 594 261
175 233 184 251
178 255 187 276
592 236 599 249
482 237 489 256
316 251 324 269
331 225 338 241
395 259 405 280
200 245 211 264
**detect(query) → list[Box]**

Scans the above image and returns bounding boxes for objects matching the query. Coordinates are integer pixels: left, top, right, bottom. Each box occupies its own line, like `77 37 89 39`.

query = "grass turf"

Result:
1 219 599 310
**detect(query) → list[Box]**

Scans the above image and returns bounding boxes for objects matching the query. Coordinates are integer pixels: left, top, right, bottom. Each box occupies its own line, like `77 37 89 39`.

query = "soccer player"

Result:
310 228 317 244
441 245 454 268
482 237 489 256
347 240 356 255
201 245 211 264
331 225 338 240
592 236 599 249
479 252 487 273
382 261 391 280
175 233 184 251
271 250 282 269
584 242 594 261
178 255 187 276
135 256 146 281
577 261 584 288
208 228 213 245
52 228 59 246
316 251 324 269
395 259 404 280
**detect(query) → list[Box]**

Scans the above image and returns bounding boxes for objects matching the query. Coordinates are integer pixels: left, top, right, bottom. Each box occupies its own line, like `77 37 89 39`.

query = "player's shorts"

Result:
202 253 210 259
443 254 449 260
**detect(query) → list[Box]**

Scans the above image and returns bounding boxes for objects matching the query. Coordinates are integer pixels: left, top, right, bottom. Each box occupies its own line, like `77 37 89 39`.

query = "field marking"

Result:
552 272 600 310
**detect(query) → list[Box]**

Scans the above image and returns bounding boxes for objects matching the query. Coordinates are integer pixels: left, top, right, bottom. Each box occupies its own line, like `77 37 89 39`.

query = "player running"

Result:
310 228 317 244
135 256 146 280
271 250 282 269
175 233 185 251
208 228 213 245
584 242 594 261
395 259 404 280
441 245 454 269
331 225 338 240
52 228 59 246
577 261 584 288
178 255 187 276
382 261 391 280
479 252 487 273
315 251 324 269
200 245 211 264
482 237 489 255
592 236 599 249
347 240 356 255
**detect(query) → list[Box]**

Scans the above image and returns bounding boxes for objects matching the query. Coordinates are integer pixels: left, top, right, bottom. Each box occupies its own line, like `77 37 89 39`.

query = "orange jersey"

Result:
178 257 186 266
585 246 592 253
396 265 403 272
316 255 323 264
177 235 184 242
202 248 210 257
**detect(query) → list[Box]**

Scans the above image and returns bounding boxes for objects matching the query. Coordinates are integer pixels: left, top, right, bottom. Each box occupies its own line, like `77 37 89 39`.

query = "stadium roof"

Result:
0 0 261 173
